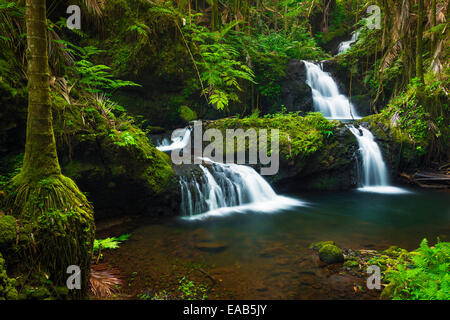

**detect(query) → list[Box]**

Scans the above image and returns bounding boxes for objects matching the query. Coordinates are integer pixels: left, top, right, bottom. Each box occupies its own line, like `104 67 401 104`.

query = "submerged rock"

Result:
194 241 228 253
318 244 344 264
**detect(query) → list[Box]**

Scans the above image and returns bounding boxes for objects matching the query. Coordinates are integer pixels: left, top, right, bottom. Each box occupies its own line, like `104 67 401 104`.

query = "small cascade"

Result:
180 158 304 220
348 125 409 194
156 127 191 152
303 60 360 120
337 30 360 54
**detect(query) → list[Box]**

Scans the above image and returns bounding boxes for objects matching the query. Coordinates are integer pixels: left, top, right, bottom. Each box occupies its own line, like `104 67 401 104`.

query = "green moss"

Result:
309 240 335 250
344 259 359 268
206 112 339 163
380 283 395 300
6 174 95 298
318 244 344 264
0 253 18 300
0 215 17 245
179 105 197 122
361 113 418 167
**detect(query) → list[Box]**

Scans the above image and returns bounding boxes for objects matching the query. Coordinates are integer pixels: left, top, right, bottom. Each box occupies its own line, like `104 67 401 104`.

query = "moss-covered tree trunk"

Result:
211 0 219 31
416 0 424 84
6 0 95 299
22 0 60 182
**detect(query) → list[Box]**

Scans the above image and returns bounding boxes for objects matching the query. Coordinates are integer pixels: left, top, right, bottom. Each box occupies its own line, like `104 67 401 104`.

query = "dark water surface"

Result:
100 188 450 299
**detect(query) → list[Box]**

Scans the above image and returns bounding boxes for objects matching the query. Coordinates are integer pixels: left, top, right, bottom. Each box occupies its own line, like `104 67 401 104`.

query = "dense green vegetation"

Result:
384 239 449 300
0 0 448 301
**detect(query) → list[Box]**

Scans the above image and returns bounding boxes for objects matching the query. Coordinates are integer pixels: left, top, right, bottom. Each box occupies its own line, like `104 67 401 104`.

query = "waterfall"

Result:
348 125 409 194
156 127 191 152
303 60 360 120
180 158 304 220
337 30 360 54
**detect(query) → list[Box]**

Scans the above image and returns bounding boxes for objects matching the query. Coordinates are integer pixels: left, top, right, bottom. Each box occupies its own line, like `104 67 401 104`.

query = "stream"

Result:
100 187 449 299
100 59 449 300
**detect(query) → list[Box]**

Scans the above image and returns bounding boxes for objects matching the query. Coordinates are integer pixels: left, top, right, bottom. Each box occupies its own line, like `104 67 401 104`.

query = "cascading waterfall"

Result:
303 60 360 120
156 127 191 152
180 158 304 220
301 61 407 193
337 30 360 54
348 125 409 194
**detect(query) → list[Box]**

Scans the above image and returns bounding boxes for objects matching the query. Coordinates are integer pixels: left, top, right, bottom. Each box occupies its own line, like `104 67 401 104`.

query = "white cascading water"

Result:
348 125 409 194
180 158 304 220
337 30 360 54
156 127 191 152
303 60 360 120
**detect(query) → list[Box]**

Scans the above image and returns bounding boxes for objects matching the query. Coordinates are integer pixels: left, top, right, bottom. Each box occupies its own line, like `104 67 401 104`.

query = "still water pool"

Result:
100 188 449 299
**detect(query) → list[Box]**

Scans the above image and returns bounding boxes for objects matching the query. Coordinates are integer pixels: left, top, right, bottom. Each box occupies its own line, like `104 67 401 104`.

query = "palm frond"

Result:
83 0 105 17
90 263 123 298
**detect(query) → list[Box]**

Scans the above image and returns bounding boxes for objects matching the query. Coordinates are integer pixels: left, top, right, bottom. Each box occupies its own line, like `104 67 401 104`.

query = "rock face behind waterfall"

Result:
281 60 313 112
204 117 359 192
273 124 359 192
281 59 372 117
361 114 420 178
321 60 373 117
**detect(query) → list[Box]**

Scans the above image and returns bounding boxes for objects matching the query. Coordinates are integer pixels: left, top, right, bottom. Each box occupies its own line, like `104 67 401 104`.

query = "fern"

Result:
93 234 131 252
385 238 450 300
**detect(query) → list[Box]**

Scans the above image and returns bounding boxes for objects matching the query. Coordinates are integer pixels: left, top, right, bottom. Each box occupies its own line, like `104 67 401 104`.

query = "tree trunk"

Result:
416 0 424 84
23 0 61 182
211 0 219 31
431 0 436 50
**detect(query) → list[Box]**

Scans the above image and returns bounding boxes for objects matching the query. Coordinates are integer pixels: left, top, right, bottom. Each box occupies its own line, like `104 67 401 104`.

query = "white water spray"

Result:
303 60 360 120
156 127 191 152
337 31 360 54
348 125 409 194
180 158 304 220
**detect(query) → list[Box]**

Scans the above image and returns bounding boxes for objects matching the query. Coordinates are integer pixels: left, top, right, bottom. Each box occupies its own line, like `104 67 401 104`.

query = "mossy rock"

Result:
309 240 335 250
343 259 359 268
53 286 69 299
0 253 18 300
0 215 17 245
57 113 179 219
28 286 51 300
204 114 358 192
318 244 344 264
380 283 395 300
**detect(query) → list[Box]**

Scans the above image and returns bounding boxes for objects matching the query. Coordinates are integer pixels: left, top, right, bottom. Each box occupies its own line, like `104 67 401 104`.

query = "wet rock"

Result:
275 258 292 266
195 241 228 253
309 241 335 250
299 274 315 286
280 59 313 113
259 246 288 258
255 283 268 292
318 244 345 264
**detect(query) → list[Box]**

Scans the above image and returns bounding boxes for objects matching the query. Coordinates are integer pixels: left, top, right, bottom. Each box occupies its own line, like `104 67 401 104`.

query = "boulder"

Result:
52 96 180 220
318 244 344 264
309 241 335 250
281 60 313 113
